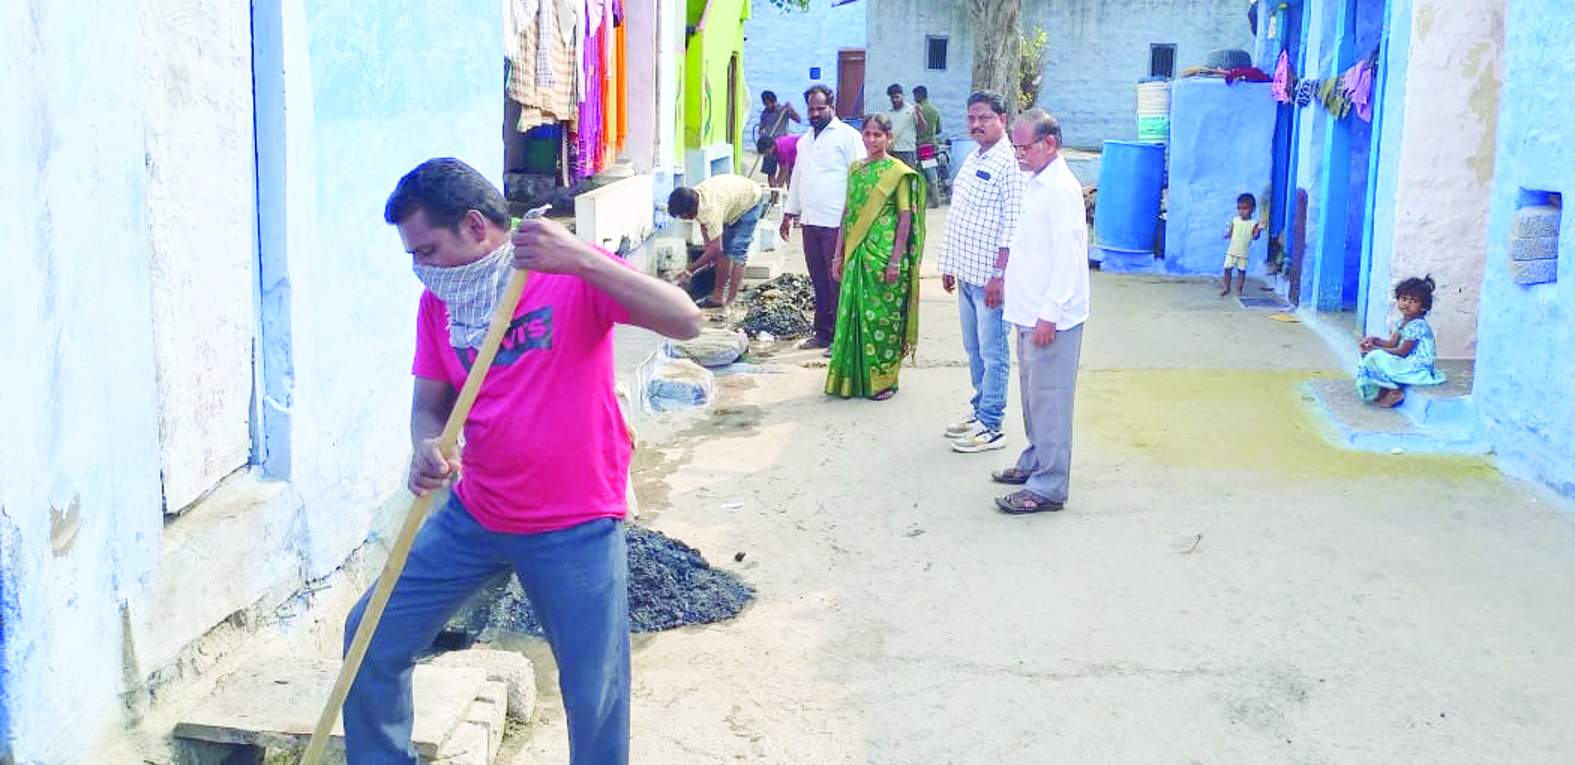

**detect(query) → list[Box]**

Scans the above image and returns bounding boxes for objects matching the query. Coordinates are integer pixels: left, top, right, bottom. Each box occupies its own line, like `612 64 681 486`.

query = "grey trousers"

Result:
1013 323 1084 503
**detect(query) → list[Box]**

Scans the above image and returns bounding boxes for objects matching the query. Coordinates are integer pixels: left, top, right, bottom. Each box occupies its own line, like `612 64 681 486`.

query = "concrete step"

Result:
173 655 510 764
1395 360 1477 436
1303 378 1490 454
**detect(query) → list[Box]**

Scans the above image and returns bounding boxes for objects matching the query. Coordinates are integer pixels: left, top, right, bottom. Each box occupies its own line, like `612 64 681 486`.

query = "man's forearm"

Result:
411 408 447 448
993 247 1010 272
580 253 703 339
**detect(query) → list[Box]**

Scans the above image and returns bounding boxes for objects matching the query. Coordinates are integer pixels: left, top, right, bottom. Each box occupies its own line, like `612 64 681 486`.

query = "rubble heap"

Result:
736 273 815 339
451 525 753 637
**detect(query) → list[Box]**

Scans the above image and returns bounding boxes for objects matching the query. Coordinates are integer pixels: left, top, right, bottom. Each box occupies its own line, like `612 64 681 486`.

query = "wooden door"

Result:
836 49 865 118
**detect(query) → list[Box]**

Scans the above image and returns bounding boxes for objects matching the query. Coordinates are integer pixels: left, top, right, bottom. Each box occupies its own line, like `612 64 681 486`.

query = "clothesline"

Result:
1271 46 1379 123
507 0 627 182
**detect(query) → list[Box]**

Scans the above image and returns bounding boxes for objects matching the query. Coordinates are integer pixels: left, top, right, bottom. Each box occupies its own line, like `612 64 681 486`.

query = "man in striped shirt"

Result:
940 91 1024 454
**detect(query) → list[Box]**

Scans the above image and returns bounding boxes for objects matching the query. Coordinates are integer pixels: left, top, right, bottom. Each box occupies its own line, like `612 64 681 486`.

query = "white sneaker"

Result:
951 429 1006 453
944 416 980 439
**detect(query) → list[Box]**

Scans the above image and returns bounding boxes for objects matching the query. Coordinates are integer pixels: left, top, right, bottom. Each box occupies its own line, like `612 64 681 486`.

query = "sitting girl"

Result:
1357 275 1447 407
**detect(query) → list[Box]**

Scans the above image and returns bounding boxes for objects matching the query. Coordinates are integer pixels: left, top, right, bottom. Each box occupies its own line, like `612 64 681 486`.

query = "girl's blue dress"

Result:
1356 318 1446 402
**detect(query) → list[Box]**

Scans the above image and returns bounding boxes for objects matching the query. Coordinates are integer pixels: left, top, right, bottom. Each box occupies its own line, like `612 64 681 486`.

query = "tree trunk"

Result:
968 0 1023 117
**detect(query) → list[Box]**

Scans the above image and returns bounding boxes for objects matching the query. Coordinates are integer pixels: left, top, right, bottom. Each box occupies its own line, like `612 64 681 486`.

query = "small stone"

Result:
733 551 746 562
1391 447 1405 455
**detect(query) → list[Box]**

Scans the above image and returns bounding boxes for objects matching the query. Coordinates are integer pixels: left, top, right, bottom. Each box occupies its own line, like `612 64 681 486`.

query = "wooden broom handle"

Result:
300 264 531 765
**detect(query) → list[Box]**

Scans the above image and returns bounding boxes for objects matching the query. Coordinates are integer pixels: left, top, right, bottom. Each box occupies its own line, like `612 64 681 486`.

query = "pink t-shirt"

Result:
775 134 799 167
412 253 633 534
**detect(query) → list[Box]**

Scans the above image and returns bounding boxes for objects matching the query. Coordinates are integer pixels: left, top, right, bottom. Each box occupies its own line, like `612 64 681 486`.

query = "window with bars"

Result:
926 36 948 71
1150 43 1177 79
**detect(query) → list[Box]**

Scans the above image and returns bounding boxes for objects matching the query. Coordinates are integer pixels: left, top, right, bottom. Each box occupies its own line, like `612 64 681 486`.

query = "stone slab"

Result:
425 648 536 723
433 681 507 765
1509 257 1558 285
174 658 487 760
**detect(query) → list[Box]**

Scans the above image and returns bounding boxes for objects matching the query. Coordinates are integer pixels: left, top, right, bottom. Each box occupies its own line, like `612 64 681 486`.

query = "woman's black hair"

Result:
863 113 894 134
1394 275 1436 314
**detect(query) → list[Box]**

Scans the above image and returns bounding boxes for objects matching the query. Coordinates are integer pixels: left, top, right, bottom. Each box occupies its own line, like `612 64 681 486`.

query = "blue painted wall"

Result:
1361 0 1413 333
743 0 865 141
1 3 167 760
1340 0 1386 308
1292 0 1347 304
0 1 501 760
1164 79 1278 275
283 0 503 575
1474 0 1575 498
865 0 1255 150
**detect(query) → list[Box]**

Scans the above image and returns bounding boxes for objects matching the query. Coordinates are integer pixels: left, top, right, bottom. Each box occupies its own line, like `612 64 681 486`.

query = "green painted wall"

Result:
685 0 751 171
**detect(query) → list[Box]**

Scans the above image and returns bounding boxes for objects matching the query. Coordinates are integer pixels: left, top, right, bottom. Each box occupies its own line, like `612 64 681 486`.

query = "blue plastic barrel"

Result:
1094 140 1166 257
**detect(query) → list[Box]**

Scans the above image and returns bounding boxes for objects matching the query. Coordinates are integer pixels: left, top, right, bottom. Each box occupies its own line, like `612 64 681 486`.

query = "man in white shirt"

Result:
884 83 924 171
781 84 864 351
992 109 1090 514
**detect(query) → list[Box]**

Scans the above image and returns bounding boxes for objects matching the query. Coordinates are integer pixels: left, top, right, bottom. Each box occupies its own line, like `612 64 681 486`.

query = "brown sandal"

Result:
995 490 1063 515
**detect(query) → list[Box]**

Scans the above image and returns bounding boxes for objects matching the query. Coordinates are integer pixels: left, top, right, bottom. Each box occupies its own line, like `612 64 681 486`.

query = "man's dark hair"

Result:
1236 192 1258 209
1020 108 1062 145
967 90 1008 116
756 136 777 154
887 83 904 96
384 157 509 229
762 90 777 104
1394 274 1437 313
913 85 928 98
804 83 835 106
667 187 701 219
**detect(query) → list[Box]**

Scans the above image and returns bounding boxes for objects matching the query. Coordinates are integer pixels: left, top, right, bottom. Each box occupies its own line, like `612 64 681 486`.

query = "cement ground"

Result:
506 208 1575 764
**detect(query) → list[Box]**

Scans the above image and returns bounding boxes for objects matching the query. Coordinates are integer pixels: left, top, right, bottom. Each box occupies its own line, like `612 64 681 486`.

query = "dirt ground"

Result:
507 209 1575 764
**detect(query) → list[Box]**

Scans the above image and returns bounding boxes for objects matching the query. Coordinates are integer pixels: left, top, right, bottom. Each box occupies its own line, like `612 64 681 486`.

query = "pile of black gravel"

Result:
737 273 814 339
443 525 753 641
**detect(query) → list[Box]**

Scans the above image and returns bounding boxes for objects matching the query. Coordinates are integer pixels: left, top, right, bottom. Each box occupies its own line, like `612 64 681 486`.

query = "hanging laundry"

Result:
1342 57 1376 122
574 0 609 179
1317 76 1352 118
509 0 581 132
1224 66 1272 84
1294 79 1318 108
1271 50 1293 103
614 3 627 153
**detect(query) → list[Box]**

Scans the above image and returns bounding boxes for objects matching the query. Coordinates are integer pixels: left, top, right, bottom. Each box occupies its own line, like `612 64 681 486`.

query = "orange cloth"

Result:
600 19 614 168
614 19 627 151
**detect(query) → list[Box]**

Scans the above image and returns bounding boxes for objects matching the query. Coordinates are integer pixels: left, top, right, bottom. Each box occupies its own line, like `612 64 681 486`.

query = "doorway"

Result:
727 53 740 148
836 48 865 119
1312 0 1387 322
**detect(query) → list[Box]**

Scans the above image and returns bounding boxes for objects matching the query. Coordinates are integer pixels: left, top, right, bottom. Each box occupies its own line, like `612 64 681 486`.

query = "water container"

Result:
1094 140 1166 268
1136 79 1171 144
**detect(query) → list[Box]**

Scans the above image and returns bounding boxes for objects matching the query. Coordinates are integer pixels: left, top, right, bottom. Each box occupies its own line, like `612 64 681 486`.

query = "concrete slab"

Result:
174 658 487 760
1303 378 1490 454
433 681 507 765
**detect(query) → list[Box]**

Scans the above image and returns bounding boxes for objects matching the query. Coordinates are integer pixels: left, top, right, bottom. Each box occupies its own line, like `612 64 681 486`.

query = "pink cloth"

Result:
774 134 799 167
412 251 634 534
574 0 607 178
1343 58 1375 122
1271 50 1292 103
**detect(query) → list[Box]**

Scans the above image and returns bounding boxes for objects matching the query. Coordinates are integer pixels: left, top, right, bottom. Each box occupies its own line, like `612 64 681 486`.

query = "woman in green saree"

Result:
825 114 928 401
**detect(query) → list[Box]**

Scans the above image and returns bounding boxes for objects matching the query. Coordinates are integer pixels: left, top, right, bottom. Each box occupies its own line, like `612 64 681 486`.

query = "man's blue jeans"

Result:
343 496 629 765
958 280 1011 432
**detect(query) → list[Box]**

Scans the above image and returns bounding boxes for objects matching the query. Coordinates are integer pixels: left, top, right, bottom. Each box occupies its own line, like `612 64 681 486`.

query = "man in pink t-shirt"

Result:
342 158 701 765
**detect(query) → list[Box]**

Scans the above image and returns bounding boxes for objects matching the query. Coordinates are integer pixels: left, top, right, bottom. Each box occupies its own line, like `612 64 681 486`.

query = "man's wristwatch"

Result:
991 267 1006 280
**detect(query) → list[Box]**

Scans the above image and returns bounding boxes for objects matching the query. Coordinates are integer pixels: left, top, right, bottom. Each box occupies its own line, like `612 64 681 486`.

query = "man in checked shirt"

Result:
940 91 1025 453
